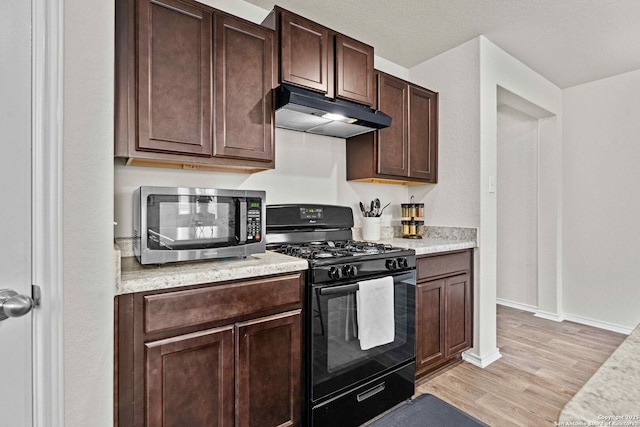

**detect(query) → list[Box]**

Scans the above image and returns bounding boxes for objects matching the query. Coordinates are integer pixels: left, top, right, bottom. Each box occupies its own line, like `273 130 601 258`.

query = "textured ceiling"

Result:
244 0 640 88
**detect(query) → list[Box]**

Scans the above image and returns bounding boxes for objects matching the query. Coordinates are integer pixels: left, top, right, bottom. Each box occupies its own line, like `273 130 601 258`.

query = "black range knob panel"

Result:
328 266 342 280
343 264 358 278
396 257 408 269
385 259 397 271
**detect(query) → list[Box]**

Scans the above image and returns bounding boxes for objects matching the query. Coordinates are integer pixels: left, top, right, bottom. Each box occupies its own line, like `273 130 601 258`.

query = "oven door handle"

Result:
318 283 359 295
318 271 413 295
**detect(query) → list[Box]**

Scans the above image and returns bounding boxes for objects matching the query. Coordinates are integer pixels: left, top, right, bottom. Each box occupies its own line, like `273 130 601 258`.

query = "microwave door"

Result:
147 194 238 250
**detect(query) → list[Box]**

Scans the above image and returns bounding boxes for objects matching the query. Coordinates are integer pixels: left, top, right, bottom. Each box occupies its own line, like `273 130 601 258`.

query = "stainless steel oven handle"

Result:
356 382 386 402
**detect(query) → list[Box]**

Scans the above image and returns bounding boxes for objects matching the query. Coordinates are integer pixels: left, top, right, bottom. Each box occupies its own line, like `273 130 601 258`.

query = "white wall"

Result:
536 114 562 318
408 38 481 228
63 0 114 425
562 69 640 331
497 105 538 307
115 129 410 237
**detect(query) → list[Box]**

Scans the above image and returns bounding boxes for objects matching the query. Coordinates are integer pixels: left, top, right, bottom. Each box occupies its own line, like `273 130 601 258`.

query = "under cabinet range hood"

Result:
274 83 392 139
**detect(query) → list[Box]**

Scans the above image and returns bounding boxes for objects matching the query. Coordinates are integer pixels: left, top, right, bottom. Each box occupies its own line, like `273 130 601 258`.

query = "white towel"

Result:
356 276 395 350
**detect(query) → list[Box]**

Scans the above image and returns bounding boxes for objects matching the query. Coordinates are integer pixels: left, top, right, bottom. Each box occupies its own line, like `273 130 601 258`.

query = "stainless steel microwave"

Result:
133 186 266 264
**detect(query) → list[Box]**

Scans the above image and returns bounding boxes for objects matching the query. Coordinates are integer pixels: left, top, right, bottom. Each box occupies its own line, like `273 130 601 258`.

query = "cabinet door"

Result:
145 326 234 427
416 279 445 376
445 273 472 356
409 85 438 182
279 9 330 95
335 34 374 106
236 310 302 427
377 73 408 176
137 0 212 156
213 14 274 162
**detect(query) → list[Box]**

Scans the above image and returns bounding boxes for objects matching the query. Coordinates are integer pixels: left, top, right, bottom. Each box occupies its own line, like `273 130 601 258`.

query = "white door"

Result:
0 0 35 425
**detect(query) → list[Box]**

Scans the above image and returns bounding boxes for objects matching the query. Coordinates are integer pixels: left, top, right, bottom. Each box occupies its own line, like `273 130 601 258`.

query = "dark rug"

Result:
365 393 489 427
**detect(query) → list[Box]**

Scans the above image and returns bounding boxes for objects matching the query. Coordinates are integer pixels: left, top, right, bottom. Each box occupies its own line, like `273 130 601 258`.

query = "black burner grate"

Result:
272 240 401 260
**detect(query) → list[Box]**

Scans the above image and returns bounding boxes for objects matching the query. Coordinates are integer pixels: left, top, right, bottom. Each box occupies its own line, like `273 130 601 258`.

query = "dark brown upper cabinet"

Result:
263 7 375 106
277 8 331 95
213 13 274 163
335 34 375 105
346 71 438 184
115 0 275 172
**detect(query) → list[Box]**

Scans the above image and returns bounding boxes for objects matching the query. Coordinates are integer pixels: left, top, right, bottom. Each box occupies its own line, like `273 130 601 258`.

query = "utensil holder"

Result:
361 217 381 241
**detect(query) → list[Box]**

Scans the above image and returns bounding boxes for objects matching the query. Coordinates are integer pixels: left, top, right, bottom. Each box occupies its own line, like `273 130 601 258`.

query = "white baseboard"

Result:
563 313 633 335
497 299 565 322
534 310 565 322
496 298 537 313
462 348 502 368
496 298 632 335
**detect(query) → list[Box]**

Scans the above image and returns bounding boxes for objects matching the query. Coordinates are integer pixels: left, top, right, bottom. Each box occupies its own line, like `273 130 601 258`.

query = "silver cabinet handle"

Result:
0 289 34 322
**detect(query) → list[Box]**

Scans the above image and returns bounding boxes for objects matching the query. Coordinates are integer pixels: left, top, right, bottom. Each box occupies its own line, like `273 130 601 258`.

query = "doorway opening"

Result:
496 87 556 315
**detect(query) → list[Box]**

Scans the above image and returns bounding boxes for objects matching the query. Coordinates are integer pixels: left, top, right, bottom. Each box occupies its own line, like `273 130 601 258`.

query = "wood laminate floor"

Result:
416 305 627 426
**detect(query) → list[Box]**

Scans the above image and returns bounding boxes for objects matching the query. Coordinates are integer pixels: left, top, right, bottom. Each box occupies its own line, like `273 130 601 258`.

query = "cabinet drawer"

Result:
417 251 470 281
144 273 303 333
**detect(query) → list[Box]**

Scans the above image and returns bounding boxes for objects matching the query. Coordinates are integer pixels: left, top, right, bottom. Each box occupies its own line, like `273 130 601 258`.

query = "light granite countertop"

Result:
117 251 308 295
381 237 476 256
361 225 477 256
558 323 640 424
114 226 477 295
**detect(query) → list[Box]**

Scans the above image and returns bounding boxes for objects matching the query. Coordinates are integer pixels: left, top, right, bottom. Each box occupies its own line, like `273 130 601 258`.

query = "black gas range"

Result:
272 240 415 284
266 204 416 427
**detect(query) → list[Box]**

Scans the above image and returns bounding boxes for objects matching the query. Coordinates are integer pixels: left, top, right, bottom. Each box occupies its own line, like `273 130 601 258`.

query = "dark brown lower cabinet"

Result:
146 327 235 427
416 279 445 370
415 250 472 379
236 312 301 427
115 272 304 427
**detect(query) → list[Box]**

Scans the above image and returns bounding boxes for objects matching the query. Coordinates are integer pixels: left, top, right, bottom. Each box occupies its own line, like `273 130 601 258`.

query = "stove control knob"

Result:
396 257 408 268
328 266 342 280
343 264 358 278
385 259 397 270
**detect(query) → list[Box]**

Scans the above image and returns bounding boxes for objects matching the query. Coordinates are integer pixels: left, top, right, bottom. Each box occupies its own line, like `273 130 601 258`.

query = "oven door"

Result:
310 270 415 403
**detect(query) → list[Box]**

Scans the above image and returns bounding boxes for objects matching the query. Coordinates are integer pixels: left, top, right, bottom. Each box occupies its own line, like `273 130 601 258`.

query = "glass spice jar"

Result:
401 203 414 219
401 220 410 235
409 221 417 235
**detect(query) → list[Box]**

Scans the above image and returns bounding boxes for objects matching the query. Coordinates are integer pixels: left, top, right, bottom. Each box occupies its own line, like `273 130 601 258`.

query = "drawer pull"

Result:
357 382 385 402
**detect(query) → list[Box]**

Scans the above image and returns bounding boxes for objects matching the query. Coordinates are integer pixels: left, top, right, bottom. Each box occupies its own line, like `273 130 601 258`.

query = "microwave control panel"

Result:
246 198 262 242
